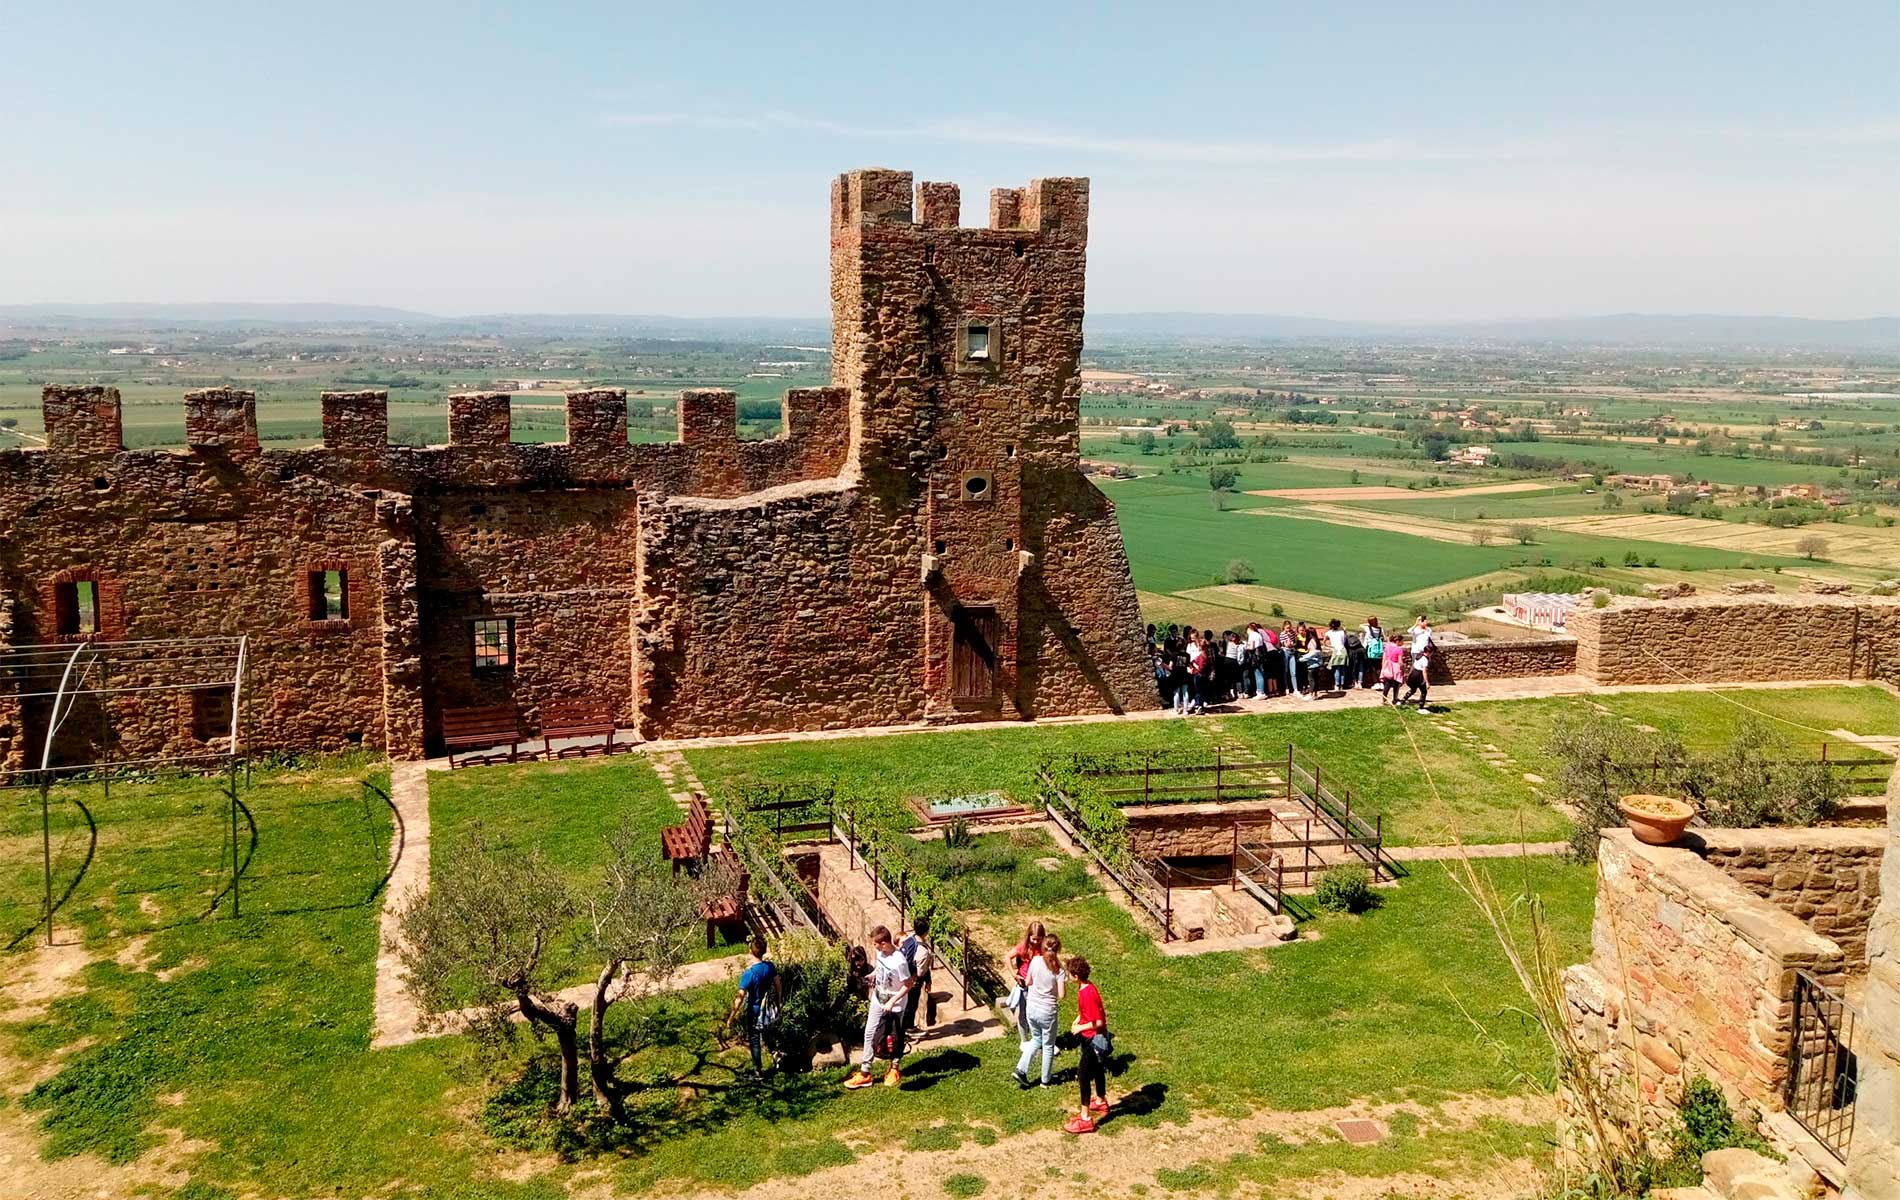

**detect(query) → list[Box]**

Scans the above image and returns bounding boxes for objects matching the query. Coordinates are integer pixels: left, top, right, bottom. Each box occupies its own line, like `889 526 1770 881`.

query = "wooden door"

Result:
952 606 999 701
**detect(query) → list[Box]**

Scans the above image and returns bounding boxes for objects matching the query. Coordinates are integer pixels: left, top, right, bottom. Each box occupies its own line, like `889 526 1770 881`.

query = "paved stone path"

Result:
371 761 430 1049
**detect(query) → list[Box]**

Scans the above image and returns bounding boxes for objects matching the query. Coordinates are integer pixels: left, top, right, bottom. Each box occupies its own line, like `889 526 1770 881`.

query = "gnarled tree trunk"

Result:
513 986 581 1113
588 959 627 1120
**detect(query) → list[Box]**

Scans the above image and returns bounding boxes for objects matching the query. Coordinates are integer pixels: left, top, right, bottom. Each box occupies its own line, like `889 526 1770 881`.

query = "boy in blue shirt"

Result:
728 936 781 1076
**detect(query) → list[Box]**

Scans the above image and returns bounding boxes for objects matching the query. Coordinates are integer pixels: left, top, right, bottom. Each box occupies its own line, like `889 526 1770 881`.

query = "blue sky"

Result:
2 2 1895 319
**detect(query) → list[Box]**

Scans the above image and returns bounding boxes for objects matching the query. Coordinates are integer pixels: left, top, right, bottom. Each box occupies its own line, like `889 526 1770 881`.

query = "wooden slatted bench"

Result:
442 704 522 768
661 794 713 872
698 858 750 948
539 697 621 760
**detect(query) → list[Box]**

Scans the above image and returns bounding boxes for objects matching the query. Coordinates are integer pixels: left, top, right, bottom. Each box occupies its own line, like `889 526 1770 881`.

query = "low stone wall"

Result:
1126 799 1283 859
1563 831 1849 1130
1696 826 1886 966
1422 636 1577 684
1568 594 1900 688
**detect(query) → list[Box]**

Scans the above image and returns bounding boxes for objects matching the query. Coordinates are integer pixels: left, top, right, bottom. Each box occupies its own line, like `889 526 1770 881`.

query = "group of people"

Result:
1148 615 1439 712
1000 920 1114 1136
732 917 1115 1136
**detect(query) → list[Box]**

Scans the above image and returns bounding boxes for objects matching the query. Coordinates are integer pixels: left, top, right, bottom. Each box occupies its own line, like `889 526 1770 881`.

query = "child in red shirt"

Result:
1065 955 1110 1133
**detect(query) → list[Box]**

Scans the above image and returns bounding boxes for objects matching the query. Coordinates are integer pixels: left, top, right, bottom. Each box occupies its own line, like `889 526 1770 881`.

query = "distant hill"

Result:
4 304 1893 353
1086 311 1900 352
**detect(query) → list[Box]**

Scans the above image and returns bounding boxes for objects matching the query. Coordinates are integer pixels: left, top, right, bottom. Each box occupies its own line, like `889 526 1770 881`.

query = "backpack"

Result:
1344 633 1363 655
875 1008 905 1059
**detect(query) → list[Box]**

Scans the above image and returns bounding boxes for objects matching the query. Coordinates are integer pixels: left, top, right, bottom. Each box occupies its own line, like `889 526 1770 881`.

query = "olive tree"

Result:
395 825 585 1110
396 819 714 1118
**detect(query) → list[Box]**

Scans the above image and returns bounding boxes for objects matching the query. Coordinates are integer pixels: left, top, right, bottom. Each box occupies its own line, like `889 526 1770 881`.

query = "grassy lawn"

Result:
690 705 1571 848
903 826 1097 911
1 746 1596 1198
483 858 1596 1195
429 754 749 983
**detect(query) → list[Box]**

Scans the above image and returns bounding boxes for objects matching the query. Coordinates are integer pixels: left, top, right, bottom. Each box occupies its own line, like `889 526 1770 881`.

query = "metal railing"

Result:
836 809 1001 1009
1038 773 1178 941
1786 969 1860 1164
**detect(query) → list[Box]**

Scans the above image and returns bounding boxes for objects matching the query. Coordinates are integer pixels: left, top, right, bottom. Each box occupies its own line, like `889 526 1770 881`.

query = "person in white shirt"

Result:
1012 932 1068 1088
1409 616 1433 655
844 925 912 1089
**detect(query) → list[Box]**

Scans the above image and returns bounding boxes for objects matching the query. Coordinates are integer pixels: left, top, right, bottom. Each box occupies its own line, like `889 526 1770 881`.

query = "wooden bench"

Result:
661 794 714 872
698 856 750 948
442 704 522 768
539 697 622 760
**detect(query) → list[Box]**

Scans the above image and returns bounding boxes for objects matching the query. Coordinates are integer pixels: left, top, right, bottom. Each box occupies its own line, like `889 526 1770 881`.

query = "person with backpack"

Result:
1012 932 1067 1089
1279 620 1303 698
1360 617 1385 689
1245 622 1270 699
727 935 782 1077
899 915 934 1034
1063 955 1112 1134
844 925 911 1090
1184 633 1208 715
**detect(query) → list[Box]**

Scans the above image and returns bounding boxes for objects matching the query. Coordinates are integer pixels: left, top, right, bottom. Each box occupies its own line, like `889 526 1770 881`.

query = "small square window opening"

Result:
193 689 234 742
473 618 515 671
966 325 990 360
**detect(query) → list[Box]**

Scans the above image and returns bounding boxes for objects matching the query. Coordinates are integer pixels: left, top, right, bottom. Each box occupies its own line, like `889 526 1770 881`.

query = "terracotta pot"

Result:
1616 794 1695 846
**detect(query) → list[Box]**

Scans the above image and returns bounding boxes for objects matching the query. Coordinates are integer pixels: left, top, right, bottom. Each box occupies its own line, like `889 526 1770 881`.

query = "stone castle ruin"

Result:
0 170 1158 763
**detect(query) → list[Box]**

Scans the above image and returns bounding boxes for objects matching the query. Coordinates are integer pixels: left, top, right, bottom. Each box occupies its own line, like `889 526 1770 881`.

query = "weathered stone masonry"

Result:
0 170 1158 763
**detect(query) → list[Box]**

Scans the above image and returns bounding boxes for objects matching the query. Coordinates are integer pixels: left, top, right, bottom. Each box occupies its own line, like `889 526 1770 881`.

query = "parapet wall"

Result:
1421 636 1577 684
1563 830 1853 1133
1569 594 1900 689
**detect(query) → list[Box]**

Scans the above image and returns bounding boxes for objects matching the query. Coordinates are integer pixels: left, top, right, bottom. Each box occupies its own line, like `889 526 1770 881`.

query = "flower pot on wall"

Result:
1616 794 1696 846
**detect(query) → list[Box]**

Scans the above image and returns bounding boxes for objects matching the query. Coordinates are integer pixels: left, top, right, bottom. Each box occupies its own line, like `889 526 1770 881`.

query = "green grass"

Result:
504 858 1595 1194
1450 686 1900 796
903 827 1098 911
428 754 747 983
691 705 1571 848
0 715 1603 1196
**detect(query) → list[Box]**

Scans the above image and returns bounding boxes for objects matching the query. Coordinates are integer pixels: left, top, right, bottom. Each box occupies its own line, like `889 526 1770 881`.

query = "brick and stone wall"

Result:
1846 773 1899 1200
1697 826 1885 965
1419 636 1577 683
1126 800 1283 859
1569 594 1900 688
1563 831 1851 1133
0 169 1162 762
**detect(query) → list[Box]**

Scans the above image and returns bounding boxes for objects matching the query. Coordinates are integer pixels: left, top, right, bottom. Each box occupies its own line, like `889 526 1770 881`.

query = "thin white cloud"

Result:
599 110 1546 164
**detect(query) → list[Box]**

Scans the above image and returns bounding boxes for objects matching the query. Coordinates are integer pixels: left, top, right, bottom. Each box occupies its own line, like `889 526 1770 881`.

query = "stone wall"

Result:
0 170 1162 762
1563 831 1850 1132
1846 775 1899 1200
1569 594 1900 688
1127 800 1283 859
1421 636 1577 683
1697 827 1886 965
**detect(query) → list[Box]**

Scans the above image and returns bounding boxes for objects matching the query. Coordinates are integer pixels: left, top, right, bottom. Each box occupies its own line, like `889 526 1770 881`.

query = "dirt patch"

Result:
0 1113 210 1200
714 1092 1551 1200
2 933 92 1013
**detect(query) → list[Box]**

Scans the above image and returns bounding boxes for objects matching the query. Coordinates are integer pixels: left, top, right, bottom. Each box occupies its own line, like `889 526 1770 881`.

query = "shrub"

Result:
1653 1076 1774 1184
773 932 865 1070
1226 558 1257 584
1508 523 1538 545
1313 864 1377 914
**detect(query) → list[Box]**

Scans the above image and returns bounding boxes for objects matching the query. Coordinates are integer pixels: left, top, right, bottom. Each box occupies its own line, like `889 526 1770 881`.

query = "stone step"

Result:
1701 1148 1808 1200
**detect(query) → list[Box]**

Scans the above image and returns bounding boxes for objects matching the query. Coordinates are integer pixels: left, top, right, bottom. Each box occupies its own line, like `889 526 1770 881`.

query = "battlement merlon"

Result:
42 385 124 454
831 170 1089 246
447 391 512 446
322 390 389 452
185 388 260 457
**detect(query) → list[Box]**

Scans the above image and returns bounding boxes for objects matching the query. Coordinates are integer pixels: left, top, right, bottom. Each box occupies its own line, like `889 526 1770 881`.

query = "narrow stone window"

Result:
472 617 515 671
308 568 348 622
55 580 99 639
966 324 991 361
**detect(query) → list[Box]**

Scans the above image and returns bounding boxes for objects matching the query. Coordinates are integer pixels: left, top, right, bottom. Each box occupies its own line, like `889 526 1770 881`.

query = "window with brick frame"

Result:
55 579 99 639
308 568 348 621
472 617 515 671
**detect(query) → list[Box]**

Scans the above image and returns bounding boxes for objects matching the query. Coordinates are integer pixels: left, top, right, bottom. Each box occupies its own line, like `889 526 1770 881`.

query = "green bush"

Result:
1652 1076 1774 1184
773 932 864 1070
1313 864 1377 914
